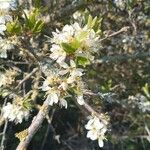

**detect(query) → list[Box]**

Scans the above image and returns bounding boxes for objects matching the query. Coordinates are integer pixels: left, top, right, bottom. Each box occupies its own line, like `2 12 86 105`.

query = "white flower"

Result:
77 94 84 105
0 38 14 57
114 0 126 10
45 88 68 108
0 0 16 35
58 81 68 91
0 69 17 87
42 80 51 91
85 116 107 148
51 22 82 45
85 116 104 131
73 11 82 20
0 15 12 35
98 136 105 147
0 24 6 35
0 73 6 87
46 89 59 106
0 1 10 10
0 0 17 10
59 98 67 109
50 22 100 67
0 16 6 35
87 129 99 140
62 24 74 36
59 60 83 84
2 102 30 124
50 44 66 65
41 72 61 91
51 29 71 44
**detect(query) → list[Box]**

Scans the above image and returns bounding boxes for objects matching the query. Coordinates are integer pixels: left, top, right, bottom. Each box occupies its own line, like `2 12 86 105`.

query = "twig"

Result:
15 68 39 90
73 93 107 125
0 60 29 65
100 26 130 42
83 102 107 125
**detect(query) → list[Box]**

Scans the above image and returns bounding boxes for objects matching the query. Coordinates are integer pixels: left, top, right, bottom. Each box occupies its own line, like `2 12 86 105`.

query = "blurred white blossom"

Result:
0 0 17 35
128 94 150 112
0 38 14 58
0 69 17 87
73 11 82 20
114 0 126 10
0 0 17 10
2 102 30 124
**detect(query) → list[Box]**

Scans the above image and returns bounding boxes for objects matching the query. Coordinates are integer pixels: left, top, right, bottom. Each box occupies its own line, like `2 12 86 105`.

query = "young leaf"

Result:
61 42 77 54
6 20 22 35
76 56 90 67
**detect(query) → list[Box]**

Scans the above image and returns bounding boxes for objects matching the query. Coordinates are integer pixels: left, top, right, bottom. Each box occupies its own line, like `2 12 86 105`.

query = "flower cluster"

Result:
42 60 85 108
114 0 126 10
128 94 150 112
0 69 17 87
42 18 100 108
0 0 16 57
85 116 108 147
2 102 30 124
50 22 99 67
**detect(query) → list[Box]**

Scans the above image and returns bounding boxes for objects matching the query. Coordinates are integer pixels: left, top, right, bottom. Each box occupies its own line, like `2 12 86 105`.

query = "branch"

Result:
100 26 130 42
73 92 108 125
16 101 50 150
15 68 39 90
0 60 29 65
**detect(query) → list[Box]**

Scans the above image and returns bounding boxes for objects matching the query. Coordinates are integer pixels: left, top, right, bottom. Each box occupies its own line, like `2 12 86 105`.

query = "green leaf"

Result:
70 38 81 49
61 42 77 54
6 20 22 35
87 15 93 28
142 83 150 98
22 99 33 110
76 56 90 67
77 31 88 41
32 20 44 33
24 9 42 31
